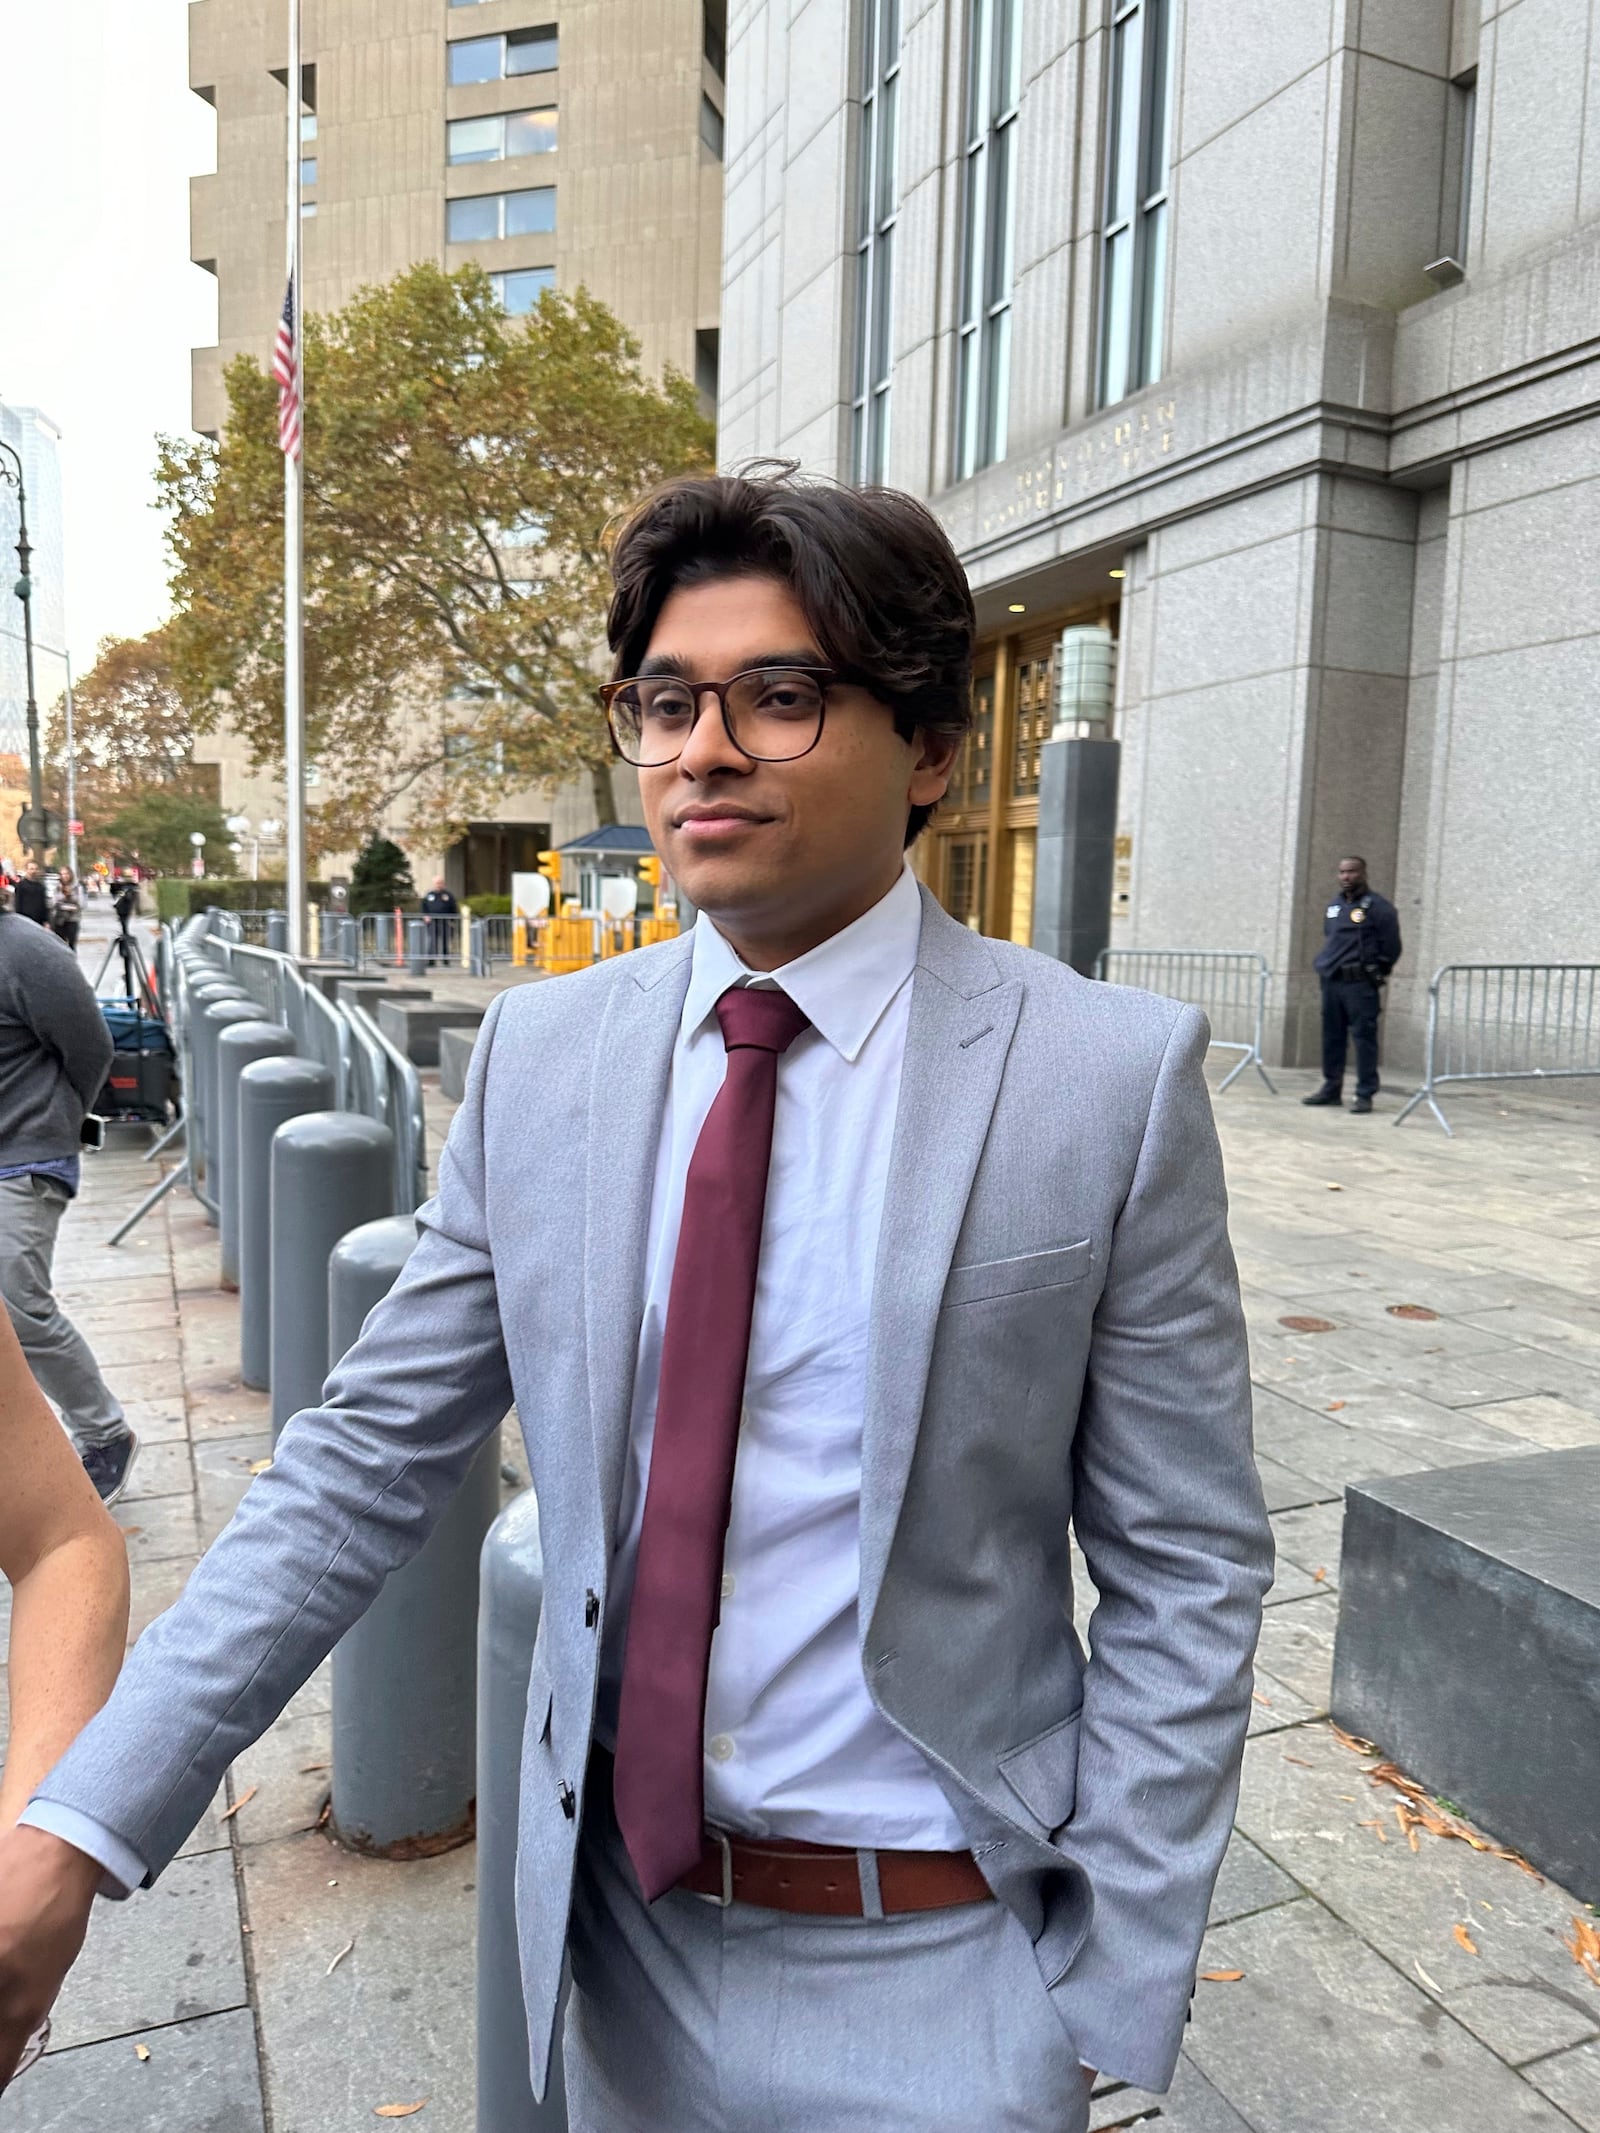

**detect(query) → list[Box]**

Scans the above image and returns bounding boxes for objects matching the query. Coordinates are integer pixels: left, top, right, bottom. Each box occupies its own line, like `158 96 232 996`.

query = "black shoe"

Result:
1301 1086 1343 1107
1350 1095 1374 1115
81 1428 138 1506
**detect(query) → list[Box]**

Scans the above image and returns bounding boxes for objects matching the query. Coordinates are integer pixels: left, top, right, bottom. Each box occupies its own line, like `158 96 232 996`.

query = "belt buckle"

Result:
691 1827 735 1908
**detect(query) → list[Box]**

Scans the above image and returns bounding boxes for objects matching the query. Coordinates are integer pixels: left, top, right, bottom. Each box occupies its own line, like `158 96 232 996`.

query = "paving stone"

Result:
85 1323 184 1369
1234 1723 1600 2068
1184 1898 1576 2131
127 1554 199 1640
1090 2055 1258 2130
1251 1401 1431 1490
47 1849 248 2049
1469 1397 1600 1450
1251 1594 1339 1714
1269 1501 1346 1584
192 1432 273 1544
116 1397 189 1445
178 1787 230 1861
1246 1667 1320 1736
122 1438 195 1502
1263 1559 1326 1605
1524 2038 1600 2132
1208 1830 1302 1927
226 1707 333 1848
242 1815 476 2131
6 2009 265 2133
1253 1452 1338 1511
113 1492 203 1566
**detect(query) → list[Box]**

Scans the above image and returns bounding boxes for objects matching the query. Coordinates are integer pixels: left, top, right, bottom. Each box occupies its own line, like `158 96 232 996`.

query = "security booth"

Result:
557 824 663 916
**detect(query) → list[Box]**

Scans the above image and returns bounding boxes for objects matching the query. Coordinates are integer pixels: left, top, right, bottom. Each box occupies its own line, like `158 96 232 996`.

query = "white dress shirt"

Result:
597 860 965 1848
24 861 964 1888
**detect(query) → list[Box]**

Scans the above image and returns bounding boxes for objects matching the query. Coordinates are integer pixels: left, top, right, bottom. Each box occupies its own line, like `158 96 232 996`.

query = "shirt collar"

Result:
682 863 923 1063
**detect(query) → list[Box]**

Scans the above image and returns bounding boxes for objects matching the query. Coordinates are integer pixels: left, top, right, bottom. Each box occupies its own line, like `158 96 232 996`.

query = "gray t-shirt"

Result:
0 912 114 1167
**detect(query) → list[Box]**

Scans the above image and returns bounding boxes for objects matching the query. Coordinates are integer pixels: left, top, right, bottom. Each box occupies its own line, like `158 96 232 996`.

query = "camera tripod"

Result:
91 897 162 1018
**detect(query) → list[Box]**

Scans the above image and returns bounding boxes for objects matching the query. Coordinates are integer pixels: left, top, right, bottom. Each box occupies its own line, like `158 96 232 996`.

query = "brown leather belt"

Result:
676 1827 994 1916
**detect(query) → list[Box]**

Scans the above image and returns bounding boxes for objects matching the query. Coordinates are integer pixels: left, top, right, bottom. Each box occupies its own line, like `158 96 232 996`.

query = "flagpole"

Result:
283 0 307 959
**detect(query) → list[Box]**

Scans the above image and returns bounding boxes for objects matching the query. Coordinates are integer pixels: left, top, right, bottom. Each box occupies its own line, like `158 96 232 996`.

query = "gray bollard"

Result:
216 1022 296 1290
327 1216 502 1856
195 998 263 1224
269 1112 394 1439
478 1488 568 2130
407 917 428 977
265 908 288 952
237 1058 336 1389
340 914 361 966
470 916 488 977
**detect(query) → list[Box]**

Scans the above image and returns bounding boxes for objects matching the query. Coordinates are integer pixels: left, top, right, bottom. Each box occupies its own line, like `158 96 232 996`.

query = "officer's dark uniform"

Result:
420 885 460 957
1312 886 1401 1101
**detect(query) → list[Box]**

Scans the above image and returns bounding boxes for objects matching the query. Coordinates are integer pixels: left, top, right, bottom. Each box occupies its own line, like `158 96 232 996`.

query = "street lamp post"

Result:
0 435 45 857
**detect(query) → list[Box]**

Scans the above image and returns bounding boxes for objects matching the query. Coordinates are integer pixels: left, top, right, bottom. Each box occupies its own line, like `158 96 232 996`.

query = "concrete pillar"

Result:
216 1023 296 1290
1032 737 1121 976
328 1216 501 1857
269 1112 394 1439
265 910 288 952
237 1058 336 1390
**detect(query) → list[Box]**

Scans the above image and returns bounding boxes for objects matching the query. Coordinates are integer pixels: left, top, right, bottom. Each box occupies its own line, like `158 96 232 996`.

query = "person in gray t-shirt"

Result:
0 911 137 1502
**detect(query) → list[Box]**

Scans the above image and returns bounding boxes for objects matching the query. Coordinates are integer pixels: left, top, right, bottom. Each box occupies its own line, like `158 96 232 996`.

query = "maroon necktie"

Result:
613 982 811 1901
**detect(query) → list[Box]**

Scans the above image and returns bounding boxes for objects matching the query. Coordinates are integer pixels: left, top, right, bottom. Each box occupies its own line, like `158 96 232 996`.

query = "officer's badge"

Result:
1350 908 1366 923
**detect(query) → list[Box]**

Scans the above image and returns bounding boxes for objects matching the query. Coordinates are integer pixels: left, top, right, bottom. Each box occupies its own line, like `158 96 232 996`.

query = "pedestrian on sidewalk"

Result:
0 1308 130 2081
11 864 48 927
420 875 459 960
0 470 1271 2128
49 869 82 954
0 909 137 1505
1302 855 1403 1115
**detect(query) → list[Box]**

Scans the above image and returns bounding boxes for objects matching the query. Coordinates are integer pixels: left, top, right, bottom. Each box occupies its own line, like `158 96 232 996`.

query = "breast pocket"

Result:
941 1239 1092 1310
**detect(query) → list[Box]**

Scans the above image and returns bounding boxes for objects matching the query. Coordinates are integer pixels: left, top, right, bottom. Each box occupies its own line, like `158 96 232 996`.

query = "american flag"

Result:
271 275 302 461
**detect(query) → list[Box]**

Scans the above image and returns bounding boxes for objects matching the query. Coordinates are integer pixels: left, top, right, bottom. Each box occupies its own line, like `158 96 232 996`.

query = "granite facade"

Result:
723 0 1600 1065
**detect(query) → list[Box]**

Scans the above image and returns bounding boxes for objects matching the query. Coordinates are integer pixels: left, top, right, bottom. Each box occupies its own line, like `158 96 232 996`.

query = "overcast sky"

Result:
0 2 217 676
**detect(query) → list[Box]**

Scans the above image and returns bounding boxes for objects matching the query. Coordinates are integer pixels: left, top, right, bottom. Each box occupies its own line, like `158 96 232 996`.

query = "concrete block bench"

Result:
375 997 484 1068
334 978 432 1014
1331 1447 1600 1902
438 1026 484 1103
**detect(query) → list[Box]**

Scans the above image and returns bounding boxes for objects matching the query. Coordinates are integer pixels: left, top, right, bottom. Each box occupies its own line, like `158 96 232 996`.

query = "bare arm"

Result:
0 1309 130 1824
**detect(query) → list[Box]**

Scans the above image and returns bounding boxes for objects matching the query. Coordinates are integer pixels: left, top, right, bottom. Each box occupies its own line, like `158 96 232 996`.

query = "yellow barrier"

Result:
525 909 682 974
535 916 597 975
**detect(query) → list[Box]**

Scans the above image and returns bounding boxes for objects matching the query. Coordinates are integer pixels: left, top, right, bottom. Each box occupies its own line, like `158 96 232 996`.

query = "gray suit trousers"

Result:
564 1772 1092 2133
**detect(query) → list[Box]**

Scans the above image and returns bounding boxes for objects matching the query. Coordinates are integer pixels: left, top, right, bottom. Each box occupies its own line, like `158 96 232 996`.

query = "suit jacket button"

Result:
559 1781 576 1820
584 1589 600 1629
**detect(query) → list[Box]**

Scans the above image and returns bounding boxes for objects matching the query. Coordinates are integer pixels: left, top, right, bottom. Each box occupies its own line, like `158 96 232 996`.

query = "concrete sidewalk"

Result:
2 1010 1599 2129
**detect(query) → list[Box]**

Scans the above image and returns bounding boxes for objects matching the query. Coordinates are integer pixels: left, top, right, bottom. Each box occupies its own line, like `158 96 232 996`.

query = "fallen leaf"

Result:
300 1762 330 1774
219 1785 259 1821
1331 1723 1377 1756
1313 1566 1328 1582
1279 1315 1337 1334
120 1525 143 1537
1325 1183 1342 1191
1251 1691 1273 1709
1337 1794 1357 1802
326 1938 356 1976
374 2106 429 2120
1387 1303 1440 1322
247 1457 273 1475
1414 1959 1442 1993
134 2043 151 2061
1200 1970 1245 1983
1283 1754 1313 1768
1326 1400 1346 1412
1359 1818 1390 1843
1453 1923 1479 1956
1566 1916 1600 1987
1365 1762 1542 1880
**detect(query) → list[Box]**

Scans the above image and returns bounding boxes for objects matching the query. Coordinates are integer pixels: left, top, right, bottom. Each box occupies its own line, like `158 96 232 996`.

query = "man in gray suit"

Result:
0 471 1272 2128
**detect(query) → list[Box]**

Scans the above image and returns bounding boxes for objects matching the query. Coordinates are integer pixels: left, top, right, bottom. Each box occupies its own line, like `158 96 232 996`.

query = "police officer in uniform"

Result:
1303 855 1402 1114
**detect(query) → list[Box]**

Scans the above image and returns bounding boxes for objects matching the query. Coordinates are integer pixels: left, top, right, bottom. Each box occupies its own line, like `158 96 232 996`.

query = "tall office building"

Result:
723 0 1600 1064
0 404 67 776
186 0 725 890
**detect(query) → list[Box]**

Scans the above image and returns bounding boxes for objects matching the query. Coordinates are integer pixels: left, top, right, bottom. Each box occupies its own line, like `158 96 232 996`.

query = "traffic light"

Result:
536 849 562 889
638 854 663 889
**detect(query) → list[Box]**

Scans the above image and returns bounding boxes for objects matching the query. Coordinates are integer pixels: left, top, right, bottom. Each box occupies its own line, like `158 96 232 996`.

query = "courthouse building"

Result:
186 0 725 891
721 0 1600 1063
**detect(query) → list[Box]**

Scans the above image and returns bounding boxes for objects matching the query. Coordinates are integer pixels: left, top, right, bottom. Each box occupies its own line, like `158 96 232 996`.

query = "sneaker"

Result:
1301 1086 1343 1107
1350 1095 1374 1115
81 1428 138 1506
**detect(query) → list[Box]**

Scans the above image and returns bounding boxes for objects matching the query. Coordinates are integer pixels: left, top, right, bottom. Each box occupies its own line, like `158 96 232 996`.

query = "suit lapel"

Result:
858 891 1023 1627
583 934 693 1543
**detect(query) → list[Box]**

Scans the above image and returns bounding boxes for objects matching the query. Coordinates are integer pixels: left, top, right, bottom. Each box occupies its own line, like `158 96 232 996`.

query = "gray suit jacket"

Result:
38 889 1271 2094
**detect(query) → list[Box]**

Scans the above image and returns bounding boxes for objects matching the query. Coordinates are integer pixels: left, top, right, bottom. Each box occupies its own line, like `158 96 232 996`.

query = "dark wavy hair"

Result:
606 463 976 843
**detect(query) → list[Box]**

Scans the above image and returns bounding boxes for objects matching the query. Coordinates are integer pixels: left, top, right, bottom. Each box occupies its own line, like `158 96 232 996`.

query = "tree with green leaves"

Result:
348 834 415 915
44 627 218 853
156 266 713 853
103 790 229 879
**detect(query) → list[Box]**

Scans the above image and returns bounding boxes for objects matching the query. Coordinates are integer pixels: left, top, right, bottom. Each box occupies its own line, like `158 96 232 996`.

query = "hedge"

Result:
151 878 359 922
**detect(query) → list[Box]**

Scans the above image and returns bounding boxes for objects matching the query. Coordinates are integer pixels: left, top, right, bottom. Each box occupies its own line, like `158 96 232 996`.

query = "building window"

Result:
300 202 317 219
1443 69 1476 266
695 326 720 414
494 265 555 314
447 108 558 163
955 0 1021 481
448 26 557 86
851 0 901 487
704 0 727 78
700 94 725 158
301 113 318 143
300 156 318 186
447 186 556 242
1097 0 1173 408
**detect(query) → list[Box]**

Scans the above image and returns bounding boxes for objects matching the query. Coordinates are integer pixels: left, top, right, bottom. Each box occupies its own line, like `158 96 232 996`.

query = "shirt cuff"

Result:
17 1801 147 1899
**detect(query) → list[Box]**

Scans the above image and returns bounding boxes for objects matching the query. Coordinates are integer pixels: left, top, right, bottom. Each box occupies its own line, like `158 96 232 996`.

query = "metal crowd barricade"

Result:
1093 948 1277 1093
345 1002 428 1213
1395 962 1600 1135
